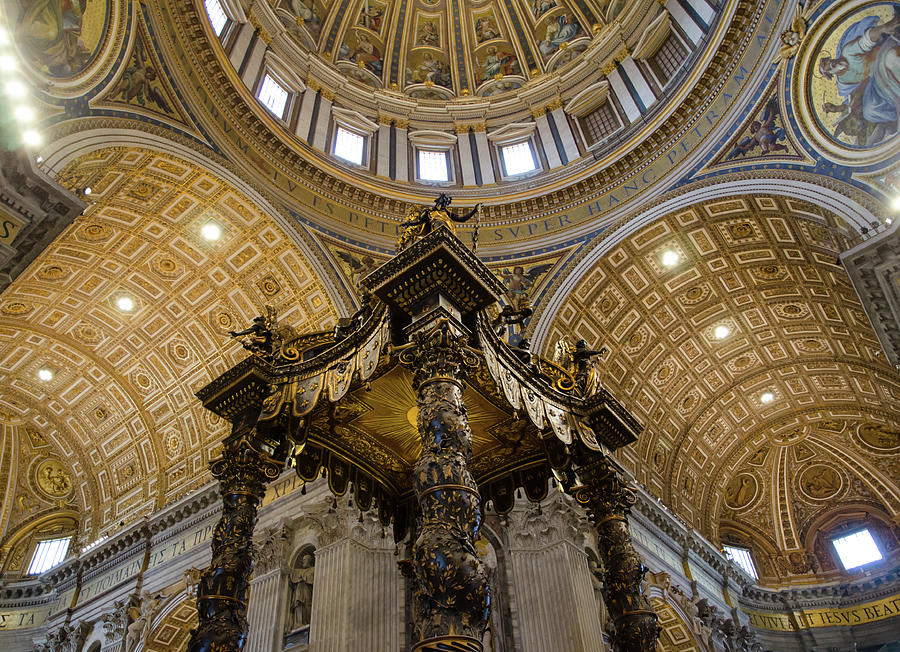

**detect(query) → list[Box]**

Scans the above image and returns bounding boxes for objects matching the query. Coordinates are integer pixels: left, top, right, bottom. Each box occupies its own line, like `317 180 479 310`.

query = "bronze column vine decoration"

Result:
398 319 490 652
187 419 283 652
573 456 660 652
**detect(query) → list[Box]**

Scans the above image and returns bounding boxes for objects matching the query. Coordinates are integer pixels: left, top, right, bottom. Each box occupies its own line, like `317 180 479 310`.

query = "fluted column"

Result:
245 568 284 652
572 457 659 652
308 523 402 651
508 542 605 651
187 425 283 652
400 320 489 652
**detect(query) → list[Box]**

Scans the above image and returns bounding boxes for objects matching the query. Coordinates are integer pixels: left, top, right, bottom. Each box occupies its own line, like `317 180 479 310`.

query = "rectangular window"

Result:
204 0 229 36
723 545 758 580
501 141 537 176
257 74 290 119
833 530 883 570
580 102 619 147
418 150 449 182
649 34 688 86
333 127 365 165
27 537 71 575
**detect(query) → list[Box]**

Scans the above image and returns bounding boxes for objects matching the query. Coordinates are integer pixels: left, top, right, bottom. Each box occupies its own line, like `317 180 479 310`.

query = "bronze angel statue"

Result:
553 336 607 396
397 193 483 250
228 305 297 362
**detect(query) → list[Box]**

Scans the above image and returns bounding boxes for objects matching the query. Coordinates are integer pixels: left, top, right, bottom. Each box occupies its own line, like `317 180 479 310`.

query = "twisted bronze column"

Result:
573 457 659 652
188 431 282 652
400 321 490 652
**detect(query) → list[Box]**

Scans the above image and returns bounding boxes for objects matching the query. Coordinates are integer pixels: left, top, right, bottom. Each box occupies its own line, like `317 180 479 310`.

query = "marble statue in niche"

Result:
286 548 316 633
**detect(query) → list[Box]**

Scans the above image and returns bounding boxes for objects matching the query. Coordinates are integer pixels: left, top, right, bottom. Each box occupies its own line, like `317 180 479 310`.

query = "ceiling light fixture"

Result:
22 129 41 146
713 325 730 340
83 187 92 196
5 80 26 98
759 391 774 404
201 221 222 241
38 368 54 382
887 218 894 225
661 250 679 267
14 106 34 122
116 295 135 312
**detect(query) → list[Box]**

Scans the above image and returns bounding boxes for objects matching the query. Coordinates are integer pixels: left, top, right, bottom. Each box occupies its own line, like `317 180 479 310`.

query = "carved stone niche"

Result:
0 149 86 294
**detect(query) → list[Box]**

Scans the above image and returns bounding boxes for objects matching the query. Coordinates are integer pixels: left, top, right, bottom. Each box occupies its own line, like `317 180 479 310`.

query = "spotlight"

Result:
887 218 894 225
760 391 774 404
892 196 900 211
116 295 135 312
22 129 41 146
201 222 222 241
0 55 16 71
713 325 730 340
14 106 34 122
5 80 26 98
83 187 92 196
38 368 53 382
661 250 679 267
35 155 43 164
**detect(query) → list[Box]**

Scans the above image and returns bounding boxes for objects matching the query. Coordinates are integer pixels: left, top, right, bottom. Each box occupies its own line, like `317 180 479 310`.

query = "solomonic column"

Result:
572 456 659 652
188 422 283 652
400 320 490 652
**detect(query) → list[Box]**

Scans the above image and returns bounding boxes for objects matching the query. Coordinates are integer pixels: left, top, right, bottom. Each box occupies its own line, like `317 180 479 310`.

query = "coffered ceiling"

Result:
0 147 338 541
544 194 900 581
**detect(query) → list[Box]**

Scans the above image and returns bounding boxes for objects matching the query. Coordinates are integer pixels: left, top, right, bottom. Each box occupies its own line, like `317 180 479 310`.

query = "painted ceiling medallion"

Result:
794 0 900 166
35 458 73 499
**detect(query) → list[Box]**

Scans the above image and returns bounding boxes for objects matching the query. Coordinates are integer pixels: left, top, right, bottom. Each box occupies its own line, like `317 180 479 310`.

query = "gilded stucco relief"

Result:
0 147 338 541
545 195 900 583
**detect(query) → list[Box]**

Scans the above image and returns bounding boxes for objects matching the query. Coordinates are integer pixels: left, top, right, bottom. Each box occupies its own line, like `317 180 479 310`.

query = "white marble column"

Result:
228 23 256 70
296 86 319 142
456 128 478 186
534 112 563 169
246 568 286 652
240 35 267 88
607 68 641 123
472 129 495 185
620 58 656 111
312 92 333 152
395 122 409 182
308 539 401 652
549 107 580 164
508 542 605 651
665 0 703 45
376 121 392 178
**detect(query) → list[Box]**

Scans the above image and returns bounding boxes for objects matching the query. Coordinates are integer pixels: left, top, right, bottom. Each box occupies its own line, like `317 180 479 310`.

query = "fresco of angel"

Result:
112 38 171 114
335 249 378 287
725 96 788 159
